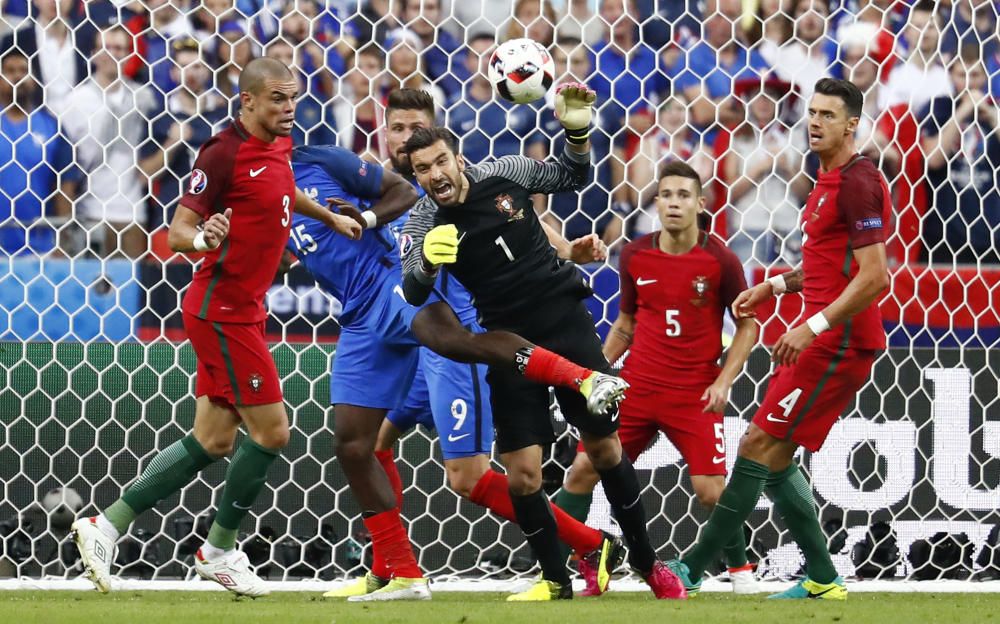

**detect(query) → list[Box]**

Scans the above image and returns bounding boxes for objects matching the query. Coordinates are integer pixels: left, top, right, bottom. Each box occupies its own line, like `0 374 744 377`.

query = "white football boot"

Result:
194 547 270 597
71 517 116 593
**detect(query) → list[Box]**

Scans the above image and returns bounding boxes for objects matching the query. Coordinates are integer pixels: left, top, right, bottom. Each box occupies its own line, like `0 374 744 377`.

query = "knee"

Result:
738 426 775 460
334 434 375 467
505 465 542 496
251 424 290 451
200 435 236 458
581 435 622 472
448 471 481 499
694 483 723 509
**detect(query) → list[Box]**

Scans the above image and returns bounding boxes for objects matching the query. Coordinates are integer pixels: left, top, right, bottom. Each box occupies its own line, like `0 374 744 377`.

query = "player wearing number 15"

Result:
557 161 761 594
666 78 892 601
71 58 362 598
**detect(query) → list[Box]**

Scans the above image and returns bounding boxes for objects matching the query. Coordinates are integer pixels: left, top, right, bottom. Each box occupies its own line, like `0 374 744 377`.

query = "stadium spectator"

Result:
60 25 160 260
588 0 660 136
624 95 716 237
881 0 952 112
0 47 76 256
212 20 256 99
391 0 468 100
556 0 604 46
348 0 400 46
529 38 621 244
842 44 901 178
834 0 901 80
0 0 91 115
502 0 557 47
121 0 196 95
760 0 837 103
920 46 1000 264
273 0 339 97
333 44 385 160
149 38 228 230
191 0 242 41
940 0 999 61
721 78 808 267
384 35 447 110
744 0 793 48
664 0 770 128
264 38 337 146
447 34 537 164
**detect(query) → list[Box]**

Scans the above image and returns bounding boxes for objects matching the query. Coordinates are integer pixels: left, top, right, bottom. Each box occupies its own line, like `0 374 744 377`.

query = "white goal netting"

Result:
1 0 999 587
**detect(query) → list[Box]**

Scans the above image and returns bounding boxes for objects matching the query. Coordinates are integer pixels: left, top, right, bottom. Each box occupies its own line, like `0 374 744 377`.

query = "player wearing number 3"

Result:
666 78 892 601
556 160 761 594
71 58 362 597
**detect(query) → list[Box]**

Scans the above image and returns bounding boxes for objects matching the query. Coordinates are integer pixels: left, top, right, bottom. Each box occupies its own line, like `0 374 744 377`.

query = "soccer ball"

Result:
488 38 555 104
42 487 83 531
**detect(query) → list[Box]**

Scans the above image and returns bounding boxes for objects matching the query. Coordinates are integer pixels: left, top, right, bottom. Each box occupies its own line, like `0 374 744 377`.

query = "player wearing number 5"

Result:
666 78 892 601
556 161 761 594
71 58 362 598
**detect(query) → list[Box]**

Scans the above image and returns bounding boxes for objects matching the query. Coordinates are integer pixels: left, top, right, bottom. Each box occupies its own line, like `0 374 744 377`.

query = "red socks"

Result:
363 508 422 579
522 347 592 388
469 470 602 554
375 449 403 509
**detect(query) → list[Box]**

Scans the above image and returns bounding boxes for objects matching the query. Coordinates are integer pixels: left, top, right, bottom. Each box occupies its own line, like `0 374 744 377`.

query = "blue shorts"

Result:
330 278 421 409
387 347 493 459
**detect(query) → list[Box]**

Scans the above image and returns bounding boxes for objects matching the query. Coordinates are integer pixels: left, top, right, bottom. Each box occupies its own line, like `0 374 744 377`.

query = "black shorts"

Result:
487 303 619 454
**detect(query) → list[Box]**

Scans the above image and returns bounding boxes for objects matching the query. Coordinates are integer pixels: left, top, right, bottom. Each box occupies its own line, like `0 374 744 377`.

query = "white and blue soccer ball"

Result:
488 38 556 104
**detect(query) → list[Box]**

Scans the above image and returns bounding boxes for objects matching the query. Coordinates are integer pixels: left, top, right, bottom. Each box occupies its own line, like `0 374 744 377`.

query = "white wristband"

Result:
192 231 211 251
361 210 377 229
806 312 830 336
768 274 787 295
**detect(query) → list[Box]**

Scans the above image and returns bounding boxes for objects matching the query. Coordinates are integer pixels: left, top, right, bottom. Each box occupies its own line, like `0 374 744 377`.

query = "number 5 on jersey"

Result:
665 309 681 336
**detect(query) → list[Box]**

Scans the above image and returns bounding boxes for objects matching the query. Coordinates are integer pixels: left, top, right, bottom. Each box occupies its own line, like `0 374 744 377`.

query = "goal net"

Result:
1 0 998 588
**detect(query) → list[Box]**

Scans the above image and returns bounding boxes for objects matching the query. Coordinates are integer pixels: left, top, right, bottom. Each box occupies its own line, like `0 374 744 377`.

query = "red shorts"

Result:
183 312 282 408
578 386 727 476
752 343 877 451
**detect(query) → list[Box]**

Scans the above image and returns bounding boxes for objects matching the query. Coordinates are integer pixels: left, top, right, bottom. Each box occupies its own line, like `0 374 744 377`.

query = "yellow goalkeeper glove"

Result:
422 224 459 268
554 82 597 145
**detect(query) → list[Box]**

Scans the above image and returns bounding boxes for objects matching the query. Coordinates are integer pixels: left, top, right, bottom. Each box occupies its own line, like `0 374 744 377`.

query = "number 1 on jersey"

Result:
495 235 514 262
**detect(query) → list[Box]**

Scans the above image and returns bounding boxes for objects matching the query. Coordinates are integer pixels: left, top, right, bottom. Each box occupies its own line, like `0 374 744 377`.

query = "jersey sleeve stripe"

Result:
197 238 231 318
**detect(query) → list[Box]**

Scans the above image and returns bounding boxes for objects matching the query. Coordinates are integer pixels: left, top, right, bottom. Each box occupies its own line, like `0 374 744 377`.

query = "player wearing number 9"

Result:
71 57 362 598
555 161 762 594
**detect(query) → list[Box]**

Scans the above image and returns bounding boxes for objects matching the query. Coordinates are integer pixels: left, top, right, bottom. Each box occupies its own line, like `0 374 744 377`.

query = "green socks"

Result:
721 524 750 569
766 463 837 584
553 488 593 560
208 438 281 551
682 457 769 580
109 435 217 535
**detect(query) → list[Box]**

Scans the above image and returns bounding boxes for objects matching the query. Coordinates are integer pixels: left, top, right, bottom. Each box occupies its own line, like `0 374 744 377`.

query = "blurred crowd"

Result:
1 0 998 267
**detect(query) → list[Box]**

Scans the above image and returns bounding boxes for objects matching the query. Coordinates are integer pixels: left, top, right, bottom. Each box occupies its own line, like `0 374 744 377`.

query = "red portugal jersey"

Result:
179 120 295 324
801 155 892 351
618 231 748 391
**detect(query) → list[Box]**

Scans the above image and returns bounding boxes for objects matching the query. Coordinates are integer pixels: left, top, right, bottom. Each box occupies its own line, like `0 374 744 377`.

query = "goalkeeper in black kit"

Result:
400 83 687 600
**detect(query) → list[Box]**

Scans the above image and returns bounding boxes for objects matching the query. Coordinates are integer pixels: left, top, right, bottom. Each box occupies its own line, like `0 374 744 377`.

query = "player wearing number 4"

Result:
71 58 363 597
555 160 761 595
401 84 687 600
665 78 892 600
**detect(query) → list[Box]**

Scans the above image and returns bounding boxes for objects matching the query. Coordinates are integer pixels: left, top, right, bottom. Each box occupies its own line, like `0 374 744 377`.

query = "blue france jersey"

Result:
288 145 398 328
387 184 479 329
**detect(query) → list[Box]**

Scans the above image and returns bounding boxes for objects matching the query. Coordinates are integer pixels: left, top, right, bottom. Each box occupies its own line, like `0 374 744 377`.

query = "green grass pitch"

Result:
4 591 1000 624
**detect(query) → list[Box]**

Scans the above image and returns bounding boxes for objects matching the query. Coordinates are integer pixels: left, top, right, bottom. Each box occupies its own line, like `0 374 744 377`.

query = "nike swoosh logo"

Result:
712 455 726 464
765 413 788 423
636 278 657 285
807 587 836 599
447 433 470 442
622 495 641 510
523 528 544 538
249 166 267 177
232 501 253 510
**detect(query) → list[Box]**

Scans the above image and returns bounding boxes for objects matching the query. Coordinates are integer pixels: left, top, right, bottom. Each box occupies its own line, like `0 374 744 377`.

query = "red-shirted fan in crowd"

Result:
555 160 761 595
666 77 892 601
71 57 362 598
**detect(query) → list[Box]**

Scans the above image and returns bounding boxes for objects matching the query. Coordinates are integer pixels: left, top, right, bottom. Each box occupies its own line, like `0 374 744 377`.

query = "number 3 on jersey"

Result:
665 309 681 336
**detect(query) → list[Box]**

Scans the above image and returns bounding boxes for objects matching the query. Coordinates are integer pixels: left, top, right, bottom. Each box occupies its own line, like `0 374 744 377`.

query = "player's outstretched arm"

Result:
293 186 362 240
168 204 231 253
333 168 420 229
731 267 804 319
703 316 758 413
541 221 607 264
603 312 635 365
554 82 596 155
